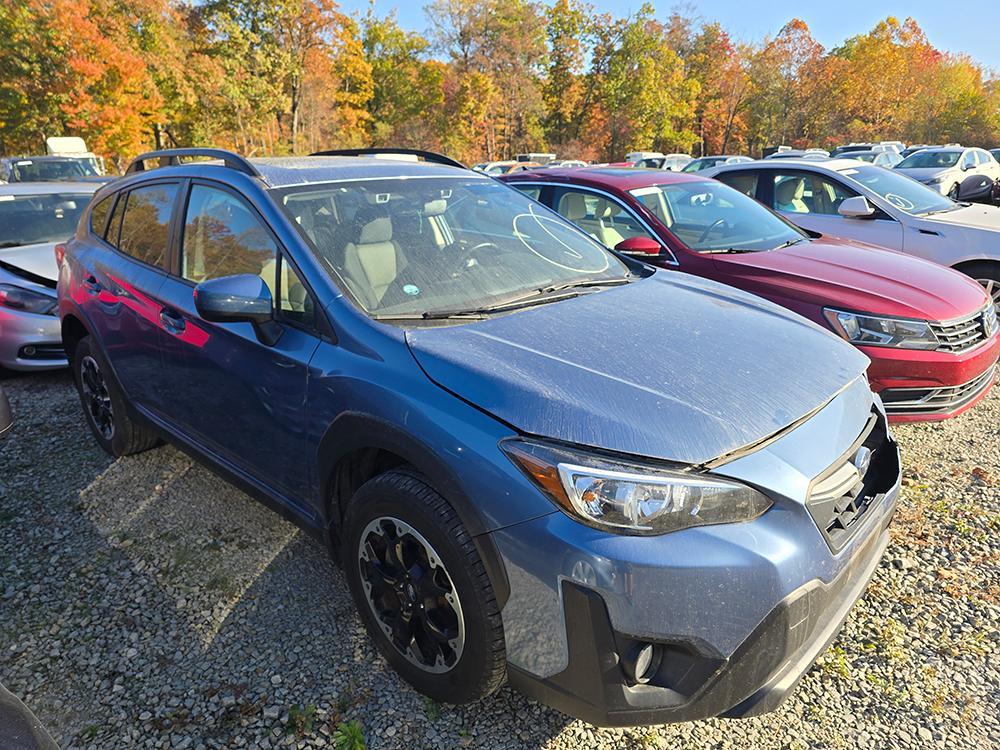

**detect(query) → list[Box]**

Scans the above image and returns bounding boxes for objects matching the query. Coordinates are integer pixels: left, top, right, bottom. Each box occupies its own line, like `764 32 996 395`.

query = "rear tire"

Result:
71 336 159 457
341 470 506 704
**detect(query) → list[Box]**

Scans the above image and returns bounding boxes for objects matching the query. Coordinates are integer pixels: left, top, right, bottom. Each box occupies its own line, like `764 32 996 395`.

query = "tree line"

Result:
1 0 997 169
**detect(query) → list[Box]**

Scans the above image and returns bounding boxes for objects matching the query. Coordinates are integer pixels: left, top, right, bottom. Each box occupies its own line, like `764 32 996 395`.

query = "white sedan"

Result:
894 146 1000 199
705 158 1000 303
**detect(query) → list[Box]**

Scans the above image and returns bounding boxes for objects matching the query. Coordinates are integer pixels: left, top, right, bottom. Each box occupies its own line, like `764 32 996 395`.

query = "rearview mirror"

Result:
194 274 280 345
615 236 662 256
838 196 876 219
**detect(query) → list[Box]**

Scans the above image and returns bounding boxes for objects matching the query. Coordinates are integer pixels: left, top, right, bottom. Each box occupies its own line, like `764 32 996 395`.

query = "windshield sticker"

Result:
884 193 915 210
403 284 421 296
512 205 610 274
15 160 32 166
0 195 14 202
630 186 663 197
841 169 859 176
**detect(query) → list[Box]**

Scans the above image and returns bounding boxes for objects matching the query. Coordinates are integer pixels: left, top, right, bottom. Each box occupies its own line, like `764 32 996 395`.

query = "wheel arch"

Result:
317 412 510 607
60 313 91 361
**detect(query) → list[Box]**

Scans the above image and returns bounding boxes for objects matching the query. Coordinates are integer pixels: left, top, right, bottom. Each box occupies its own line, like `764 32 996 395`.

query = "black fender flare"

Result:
316 411 510 607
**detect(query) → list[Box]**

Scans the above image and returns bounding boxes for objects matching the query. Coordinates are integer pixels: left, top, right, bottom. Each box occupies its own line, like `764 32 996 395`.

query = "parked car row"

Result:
502 163 999 421
0 145 995 729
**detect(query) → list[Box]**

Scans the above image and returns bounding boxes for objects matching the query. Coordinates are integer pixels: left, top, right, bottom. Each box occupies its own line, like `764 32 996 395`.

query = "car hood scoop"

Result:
406 273 869 465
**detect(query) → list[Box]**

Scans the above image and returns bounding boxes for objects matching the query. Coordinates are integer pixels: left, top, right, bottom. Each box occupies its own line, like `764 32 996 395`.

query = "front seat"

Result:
342 208 406 309
594 199 626 248
557 193 599 240
775 178 808 213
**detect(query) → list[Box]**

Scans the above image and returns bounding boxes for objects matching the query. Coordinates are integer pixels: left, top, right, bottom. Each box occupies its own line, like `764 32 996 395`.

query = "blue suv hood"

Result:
406 273 869 465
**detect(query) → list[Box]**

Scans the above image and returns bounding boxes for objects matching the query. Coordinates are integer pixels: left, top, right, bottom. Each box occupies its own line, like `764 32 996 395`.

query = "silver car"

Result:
0 182 98 370
706 158 1000 303
894 146 1000 199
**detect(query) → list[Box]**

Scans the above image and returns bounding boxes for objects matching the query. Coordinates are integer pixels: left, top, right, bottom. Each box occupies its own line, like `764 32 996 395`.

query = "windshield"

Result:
851 153 876 163
838 165 955 215
274 177 630 318
897 151 960 169
681 158 722 172
6 159 95 182
629 180 804 252
0 192 90 247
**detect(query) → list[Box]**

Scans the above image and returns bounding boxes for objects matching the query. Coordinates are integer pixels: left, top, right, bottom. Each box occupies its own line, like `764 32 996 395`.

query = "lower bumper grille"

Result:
17 343 66 361
881 364 997 415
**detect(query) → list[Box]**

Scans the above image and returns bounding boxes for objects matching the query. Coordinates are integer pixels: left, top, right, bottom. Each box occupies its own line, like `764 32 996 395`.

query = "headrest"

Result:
354 207 393 244
557 192 588 221
726 174 756 195
423 199 447 217
594 198 616 220
776 178 805 203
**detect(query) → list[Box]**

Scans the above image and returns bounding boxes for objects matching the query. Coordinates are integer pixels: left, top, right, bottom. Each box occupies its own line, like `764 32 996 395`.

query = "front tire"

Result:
957 261 1000 306
342 471 506 704
948 183 960 200
72 336 159 457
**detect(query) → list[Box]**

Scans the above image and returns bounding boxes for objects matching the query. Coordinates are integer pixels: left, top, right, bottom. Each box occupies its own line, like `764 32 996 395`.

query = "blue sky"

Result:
339 0 1000 71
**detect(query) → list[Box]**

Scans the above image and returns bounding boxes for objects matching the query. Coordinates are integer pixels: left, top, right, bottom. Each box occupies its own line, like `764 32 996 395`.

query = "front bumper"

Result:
863 334 1000 422
0 306 66 371
507 511 893 726
492 383 900 726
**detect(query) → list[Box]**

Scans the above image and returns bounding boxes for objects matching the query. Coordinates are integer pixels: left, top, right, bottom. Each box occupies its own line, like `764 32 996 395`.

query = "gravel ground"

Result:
1 370 998 750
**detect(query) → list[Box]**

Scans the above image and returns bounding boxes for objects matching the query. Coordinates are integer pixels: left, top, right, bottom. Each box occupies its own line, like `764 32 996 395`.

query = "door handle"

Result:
159 308 186 334
83 275 102 294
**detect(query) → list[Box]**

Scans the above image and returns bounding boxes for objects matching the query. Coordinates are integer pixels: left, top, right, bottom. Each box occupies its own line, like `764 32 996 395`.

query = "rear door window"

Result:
715 171 760 199
117 183 179 268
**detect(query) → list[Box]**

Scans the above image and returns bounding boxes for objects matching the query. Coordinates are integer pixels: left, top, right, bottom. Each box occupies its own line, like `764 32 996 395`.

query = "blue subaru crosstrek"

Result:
57 148 901 725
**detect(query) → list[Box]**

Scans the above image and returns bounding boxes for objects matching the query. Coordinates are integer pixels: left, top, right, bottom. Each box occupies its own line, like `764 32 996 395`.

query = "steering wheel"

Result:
454 240 501 270
697 219 727 244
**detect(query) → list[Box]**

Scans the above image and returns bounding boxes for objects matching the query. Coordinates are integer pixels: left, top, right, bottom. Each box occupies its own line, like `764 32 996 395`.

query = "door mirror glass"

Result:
194 274 273 325
837 195 877 219
615 236 662 255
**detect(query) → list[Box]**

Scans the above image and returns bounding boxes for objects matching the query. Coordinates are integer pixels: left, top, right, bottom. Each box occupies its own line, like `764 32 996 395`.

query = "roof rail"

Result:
125 148 262 178
310 148 467 170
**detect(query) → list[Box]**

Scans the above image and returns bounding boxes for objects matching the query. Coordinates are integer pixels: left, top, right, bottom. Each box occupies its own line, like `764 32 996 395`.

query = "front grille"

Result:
17 343 66 361
881 364 997 415
806 411 899 552
930 305 996 353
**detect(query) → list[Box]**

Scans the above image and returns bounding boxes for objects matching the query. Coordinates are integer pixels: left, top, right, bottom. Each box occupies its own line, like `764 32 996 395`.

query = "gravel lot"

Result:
1 370 998 750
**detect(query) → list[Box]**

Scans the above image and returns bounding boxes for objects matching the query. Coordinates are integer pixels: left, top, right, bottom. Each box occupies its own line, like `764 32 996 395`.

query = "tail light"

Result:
54 243 67 267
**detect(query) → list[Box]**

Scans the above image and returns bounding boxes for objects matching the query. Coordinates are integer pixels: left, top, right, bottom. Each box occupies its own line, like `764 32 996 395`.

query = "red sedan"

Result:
501 167 999 422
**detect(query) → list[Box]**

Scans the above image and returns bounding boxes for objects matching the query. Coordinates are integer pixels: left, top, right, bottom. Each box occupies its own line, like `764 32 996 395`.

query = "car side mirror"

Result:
194 274 281 345
615 236 662 256
838 196 877 219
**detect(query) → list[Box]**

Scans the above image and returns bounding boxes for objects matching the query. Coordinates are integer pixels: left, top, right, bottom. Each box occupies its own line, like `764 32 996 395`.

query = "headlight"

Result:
501 439 772 535
823 308 938 349
0 284 57 315
925 175 946 185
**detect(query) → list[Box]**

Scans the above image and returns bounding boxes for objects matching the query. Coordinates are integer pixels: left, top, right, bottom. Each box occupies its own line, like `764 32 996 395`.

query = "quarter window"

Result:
118 183 179 268
181 185 277 286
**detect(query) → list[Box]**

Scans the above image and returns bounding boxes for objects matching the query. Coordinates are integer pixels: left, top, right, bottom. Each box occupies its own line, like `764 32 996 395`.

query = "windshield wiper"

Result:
771 238 808 250
375 277 634 322
699 247 757 254
0 241 24 249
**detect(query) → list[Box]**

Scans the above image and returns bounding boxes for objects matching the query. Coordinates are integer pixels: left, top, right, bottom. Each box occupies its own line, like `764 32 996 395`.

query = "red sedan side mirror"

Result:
615 236 662 256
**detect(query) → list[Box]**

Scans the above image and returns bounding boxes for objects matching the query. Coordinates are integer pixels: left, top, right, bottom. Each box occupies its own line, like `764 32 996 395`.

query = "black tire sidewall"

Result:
72 337 134 457
341 473 502 704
